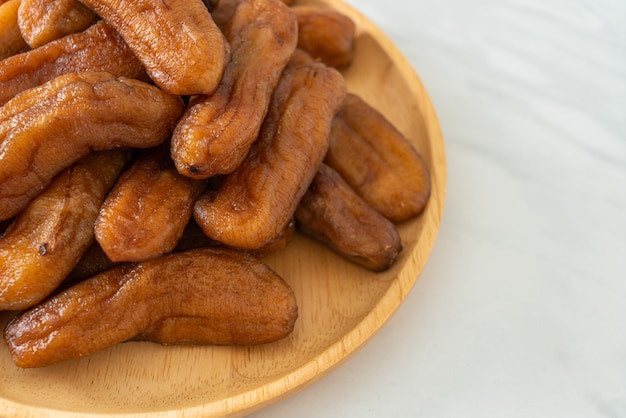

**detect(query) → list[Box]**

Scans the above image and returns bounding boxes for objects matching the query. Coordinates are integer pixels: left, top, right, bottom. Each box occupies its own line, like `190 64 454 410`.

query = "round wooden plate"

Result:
0 0 446 416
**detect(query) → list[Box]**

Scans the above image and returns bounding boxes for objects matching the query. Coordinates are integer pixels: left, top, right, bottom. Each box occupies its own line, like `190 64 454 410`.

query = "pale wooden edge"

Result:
0 1 447 416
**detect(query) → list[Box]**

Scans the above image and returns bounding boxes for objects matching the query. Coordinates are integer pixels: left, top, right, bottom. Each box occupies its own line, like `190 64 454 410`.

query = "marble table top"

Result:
252 0 626 417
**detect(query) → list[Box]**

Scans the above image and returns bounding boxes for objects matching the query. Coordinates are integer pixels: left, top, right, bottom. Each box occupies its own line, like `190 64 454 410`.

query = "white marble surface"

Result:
252 0 626 417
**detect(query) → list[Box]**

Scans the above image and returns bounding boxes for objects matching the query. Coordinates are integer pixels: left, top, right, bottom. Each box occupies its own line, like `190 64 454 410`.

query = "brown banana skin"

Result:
0 71 185 222
0 150 129 311
325 93 431 223
79 0 230 95
292 5 355 69
0 20 149 106
296 164 403 272
171 0 298 179
95 144 206 262
18 0 98 48
194 62 347 249
4 247 298 368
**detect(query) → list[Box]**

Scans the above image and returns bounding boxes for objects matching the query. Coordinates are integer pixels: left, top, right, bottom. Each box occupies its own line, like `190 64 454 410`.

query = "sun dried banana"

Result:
0 0 29 61
95 144 206 262
67 221 213 287
171 0 298 179
296 164 403 271
0 71 184 222
69 214 295 286
325 93 431 222
292 5 355 68
0 150 128 311
194 62 346 249
0 20 149 106
17 0 98 48
79 0 230 95
4 247 298 368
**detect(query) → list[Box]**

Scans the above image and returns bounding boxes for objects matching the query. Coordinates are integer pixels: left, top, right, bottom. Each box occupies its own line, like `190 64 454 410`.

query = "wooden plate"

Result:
0 0 446 416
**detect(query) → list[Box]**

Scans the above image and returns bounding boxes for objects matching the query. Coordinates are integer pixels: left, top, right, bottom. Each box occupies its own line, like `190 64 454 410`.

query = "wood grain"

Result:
0 0 446 416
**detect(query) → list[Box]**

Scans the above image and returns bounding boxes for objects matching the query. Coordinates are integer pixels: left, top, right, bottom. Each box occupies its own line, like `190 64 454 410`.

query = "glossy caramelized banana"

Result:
292 5 355 69
296 164 403 272
0 151 128 311
0 20 149 106
171 0 297 179
68 220 214 287
0 71 185 221
69 219 211 286
325 93 431 222
95 144 206 262
18 0 98 48
194 62 347 249
0 0 29 61
4 247 298 368
67 216 294 293
79 0 229 95
69 219 218 287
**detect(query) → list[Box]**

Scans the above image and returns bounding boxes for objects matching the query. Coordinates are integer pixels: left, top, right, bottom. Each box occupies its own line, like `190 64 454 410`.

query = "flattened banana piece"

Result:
0 151 128 311
0 20 149 106
18 0 98 48
194 62 347 249
4 247 298 368
292 5 355 68
325 93 431 222
0 0 29 61
95 144 206 262
171 0 298 179
296 164 402 272
0 71 184 221
79 0 229 95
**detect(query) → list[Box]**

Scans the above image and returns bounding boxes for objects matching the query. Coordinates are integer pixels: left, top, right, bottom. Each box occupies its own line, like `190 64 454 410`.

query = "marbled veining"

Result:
253 0 626 417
